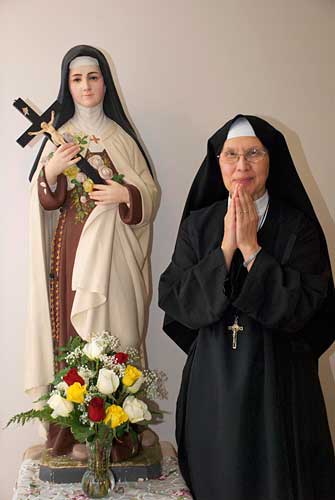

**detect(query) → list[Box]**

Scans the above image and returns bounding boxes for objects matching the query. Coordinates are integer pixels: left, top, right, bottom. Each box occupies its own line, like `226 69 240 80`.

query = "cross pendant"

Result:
228 316 244 350
90 135 100 144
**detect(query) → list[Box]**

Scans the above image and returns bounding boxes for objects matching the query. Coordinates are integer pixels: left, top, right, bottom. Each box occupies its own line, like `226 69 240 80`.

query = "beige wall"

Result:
1 0 334 498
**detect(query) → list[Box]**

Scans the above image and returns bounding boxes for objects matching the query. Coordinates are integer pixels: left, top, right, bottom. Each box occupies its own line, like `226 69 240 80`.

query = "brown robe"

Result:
38 150 142 455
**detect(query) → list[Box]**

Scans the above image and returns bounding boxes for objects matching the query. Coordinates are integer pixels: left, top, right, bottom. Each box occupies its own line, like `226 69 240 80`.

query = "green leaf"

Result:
71 422 95 443
58 336 84 352
33 393 50 404
111 174 125 185
97 423 113 442
51 367 69 385
128 426 138 445
6 406 54 428
115 422 128 439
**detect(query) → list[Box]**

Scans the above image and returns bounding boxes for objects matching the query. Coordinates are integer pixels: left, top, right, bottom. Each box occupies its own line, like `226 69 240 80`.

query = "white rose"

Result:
97 368 120 395
83 339 105 360
55 381 69 395
123 396 152 423
48 393 73 418
126 375 144 394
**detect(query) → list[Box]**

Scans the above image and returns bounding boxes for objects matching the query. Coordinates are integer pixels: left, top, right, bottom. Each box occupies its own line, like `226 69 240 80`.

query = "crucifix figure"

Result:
13 97 62 148
228 316 244 349
28 110 66 146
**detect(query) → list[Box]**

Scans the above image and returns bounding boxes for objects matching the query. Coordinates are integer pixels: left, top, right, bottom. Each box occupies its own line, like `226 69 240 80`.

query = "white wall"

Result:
1 0 335 498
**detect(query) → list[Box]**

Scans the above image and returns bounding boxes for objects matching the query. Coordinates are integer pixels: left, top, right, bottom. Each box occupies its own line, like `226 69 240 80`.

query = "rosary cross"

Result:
228 316 244 350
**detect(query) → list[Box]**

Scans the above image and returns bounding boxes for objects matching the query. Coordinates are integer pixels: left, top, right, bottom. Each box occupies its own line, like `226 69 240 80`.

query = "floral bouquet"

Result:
8 332 167 496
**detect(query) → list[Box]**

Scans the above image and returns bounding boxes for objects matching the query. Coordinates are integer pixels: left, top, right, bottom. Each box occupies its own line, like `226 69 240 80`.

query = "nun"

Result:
159 115 335 500
26 45 158 455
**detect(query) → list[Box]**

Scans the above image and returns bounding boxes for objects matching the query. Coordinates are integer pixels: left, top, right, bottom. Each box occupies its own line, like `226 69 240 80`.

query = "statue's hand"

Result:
89 180 130 205
45 144 81 186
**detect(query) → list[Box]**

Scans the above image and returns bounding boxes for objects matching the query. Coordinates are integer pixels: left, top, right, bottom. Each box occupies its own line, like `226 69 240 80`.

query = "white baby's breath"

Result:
65 346 82 363
78 367 95 384
143 370 168 400
125 346 140 362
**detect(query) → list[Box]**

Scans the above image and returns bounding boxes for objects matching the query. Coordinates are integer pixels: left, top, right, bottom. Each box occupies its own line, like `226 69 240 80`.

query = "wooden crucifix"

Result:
13 98 62 148
13 98 105 184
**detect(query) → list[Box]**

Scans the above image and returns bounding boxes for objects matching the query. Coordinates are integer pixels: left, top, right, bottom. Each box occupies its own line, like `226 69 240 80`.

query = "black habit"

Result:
158 116 335 500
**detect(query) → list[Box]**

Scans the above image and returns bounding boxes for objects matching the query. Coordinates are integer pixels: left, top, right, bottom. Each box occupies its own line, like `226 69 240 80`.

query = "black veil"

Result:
183 114 318 223
29 45 152 181
164 114 335 357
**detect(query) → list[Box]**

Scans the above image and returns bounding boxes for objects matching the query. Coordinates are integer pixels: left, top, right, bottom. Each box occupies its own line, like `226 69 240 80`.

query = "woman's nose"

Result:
236 156 250 170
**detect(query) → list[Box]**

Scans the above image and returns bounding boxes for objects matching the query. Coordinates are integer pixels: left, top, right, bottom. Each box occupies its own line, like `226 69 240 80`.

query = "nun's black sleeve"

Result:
233 215 330 333
159 218 231 330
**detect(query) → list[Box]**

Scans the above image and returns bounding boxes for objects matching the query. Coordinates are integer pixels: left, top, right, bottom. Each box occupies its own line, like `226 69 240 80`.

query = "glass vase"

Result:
81 438 115 499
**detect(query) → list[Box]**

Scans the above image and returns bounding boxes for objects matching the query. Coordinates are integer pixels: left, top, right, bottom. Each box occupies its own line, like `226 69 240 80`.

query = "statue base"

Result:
39 442 162 483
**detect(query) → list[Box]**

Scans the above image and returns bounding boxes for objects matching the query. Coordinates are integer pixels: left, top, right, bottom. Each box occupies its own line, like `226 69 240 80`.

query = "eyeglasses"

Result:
217 147 268 164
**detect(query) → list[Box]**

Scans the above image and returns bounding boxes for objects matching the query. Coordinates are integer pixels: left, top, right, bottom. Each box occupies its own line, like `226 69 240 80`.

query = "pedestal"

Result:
38 442 162 483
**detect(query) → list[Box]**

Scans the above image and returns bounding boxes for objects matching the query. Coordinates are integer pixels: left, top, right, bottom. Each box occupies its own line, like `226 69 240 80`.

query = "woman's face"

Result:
69 65 105 107
218 136 269 199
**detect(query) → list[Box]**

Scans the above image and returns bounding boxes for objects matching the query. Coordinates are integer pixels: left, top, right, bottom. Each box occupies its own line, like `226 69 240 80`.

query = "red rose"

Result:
63 368 85 386
114 352 129 364
88 397 106 422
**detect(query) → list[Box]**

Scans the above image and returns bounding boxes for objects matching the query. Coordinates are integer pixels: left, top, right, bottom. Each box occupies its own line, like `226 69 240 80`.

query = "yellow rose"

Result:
83 179 94 193
64 165 80 179
122 365 142 387
66 382 87 404
104 404 129 429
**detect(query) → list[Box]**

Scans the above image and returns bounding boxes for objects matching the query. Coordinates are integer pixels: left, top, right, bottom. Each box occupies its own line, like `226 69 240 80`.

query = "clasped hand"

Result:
221 185 260 269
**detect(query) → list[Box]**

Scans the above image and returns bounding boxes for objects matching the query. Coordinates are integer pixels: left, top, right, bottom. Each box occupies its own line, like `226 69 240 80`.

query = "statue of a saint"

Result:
26 45 158 456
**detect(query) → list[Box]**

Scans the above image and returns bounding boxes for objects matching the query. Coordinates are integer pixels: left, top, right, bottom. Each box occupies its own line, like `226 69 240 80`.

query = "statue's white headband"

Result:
226 117 256 139
69 56 100 69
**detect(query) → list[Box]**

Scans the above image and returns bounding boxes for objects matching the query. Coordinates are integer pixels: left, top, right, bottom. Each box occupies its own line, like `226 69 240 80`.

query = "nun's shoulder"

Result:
271 197 320 235
182 200 227 234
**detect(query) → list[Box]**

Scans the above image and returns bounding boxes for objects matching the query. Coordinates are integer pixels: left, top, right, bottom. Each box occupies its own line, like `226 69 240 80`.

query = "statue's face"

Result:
68 65 105 108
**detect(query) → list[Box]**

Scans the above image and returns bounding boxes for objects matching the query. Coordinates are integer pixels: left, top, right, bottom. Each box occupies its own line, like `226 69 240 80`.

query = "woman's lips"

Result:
234 177 254 184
